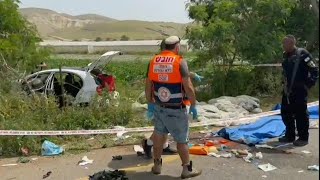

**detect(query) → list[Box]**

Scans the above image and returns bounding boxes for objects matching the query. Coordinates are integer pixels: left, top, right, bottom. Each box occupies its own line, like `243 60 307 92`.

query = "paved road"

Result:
1 129 319 180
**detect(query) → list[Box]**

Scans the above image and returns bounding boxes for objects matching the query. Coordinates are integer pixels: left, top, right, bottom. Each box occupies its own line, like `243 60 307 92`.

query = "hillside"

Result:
19 8 188 41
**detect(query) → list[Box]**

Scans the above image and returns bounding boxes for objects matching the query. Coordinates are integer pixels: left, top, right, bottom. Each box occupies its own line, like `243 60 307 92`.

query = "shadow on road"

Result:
107 154 152 170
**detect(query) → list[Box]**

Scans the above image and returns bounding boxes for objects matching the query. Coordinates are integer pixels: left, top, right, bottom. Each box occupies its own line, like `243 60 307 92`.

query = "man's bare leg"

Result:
177 143 190 165
151 131 166 174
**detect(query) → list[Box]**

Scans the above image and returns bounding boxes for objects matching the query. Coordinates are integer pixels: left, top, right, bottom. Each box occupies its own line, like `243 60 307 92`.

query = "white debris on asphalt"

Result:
208 153 221 158
255 144 274 149
298 170 304 173
308 165 319 171
262 175 267 178
78 156 94 166
220 153 232 158
134 145 144 153
301 150 311 154
243 153 253 163
255 152 263 159
258 163 277 172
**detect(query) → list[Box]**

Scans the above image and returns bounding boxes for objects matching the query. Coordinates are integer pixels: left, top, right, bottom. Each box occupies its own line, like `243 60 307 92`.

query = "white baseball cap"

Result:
164 36 180 45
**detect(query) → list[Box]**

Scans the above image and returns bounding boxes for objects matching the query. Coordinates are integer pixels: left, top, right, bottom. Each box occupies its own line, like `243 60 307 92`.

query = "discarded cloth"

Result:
217 105 319 145
41 140 64 156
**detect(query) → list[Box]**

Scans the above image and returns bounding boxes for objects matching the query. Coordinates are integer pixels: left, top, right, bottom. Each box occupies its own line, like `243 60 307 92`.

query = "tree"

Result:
284 0 319 54
186 0 298 66
0 0 48 71
120 35 130 41
186 0 299 96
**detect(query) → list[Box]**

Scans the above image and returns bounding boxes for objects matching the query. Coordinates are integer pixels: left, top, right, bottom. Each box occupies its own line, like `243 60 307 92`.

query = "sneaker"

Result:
278 136 295 143
181 161 202 179
142 139 152 159
163 145 178 155
293 139 308 147
151 159 162 175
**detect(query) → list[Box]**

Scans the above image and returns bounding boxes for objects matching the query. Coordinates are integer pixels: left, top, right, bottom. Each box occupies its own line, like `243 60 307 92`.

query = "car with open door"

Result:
21 51 122 106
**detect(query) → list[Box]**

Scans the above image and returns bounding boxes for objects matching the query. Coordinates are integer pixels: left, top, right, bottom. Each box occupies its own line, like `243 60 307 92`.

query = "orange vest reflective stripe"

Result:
148 51 184 105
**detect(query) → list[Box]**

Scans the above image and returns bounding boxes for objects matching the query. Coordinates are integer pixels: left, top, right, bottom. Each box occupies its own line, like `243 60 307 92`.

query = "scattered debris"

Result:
243 153 253 163
134 145 144 153
307 165 319 171
275 143 291 149
258 163 277 172
208 146 218 153
301 150 311 154
220 140 228 144
231 149 238 155
208 153 221 158
112 156 123 160
21 147 29 156
89 170 128 180
41 140 64 156
189 145 209 155
43 171 52 179
255 144 274 149
255 152 263 159
262 175 267 178
213 140 220 145
17 157 30 164
218 144 229 151
220 153 232 158
78 156 94 166
31 158 38 161
298 170 304 173
134 145 145 156
205 140 215 147
1 164 18 167
237 149 249 156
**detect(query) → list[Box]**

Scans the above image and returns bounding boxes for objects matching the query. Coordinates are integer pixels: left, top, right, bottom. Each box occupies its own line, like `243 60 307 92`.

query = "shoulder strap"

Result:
288 48 303 94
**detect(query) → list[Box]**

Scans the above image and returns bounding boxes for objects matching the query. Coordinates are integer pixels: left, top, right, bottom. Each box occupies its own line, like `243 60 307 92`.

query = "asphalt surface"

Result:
0 129 319 180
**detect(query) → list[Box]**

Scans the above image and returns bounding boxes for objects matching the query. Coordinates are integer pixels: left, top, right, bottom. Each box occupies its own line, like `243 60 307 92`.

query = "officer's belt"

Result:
157 103 186 109
153 91 183 98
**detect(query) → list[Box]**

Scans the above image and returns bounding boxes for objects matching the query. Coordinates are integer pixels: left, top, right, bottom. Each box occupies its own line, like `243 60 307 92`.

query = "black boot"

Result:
162 144 177 155
141 139 152 159
278 136 295 143
293 138 308 147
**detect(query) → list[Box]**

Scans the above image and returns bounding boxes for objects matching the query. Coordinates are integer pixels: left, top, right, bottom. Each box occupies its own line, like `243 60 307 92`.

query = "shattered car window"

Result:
24 73 51 93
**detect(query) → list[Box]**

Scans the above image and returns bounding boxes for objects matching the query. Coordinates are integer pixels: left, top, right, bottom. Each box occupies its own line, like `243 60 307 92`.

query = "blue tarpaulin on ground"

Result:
217 105 319 145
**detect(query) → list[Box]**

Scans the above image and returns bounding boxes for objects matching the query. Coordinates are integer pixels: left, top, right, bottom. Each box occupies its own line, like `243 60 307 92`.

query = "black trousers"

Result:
281 90 309 141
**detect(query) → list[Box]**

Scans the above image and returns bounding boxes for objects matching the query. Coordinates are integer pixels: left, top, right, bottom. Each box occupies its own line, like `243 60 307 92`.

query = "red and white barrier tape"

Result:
0 101 318 136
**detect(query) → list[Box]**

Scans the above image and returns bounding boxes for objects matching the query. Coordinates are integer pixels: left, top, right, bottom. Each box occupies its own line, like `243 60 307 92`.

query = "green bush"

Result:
195 66 285 101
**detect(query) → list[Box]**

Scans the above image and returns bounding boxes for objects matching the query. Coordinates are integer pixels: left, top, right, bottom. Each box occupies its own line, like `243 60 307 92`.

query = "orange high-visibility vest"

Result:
148 51 184 105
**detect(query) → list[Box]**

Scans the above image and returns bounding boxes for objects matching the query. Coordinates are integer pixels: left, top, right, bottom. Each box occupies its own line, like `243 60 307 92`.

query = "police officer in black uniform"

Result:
279 35 319 146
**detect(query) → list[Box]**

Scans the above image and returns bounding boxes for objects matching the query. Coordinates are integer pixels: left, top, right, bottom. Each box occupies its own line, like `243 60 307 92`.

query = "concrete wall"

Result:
39 40 189 54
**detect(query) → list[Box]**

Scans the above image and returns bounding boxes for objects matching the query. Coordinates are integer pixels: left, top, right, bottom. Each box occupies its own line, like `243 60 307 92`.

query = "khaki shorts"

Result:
153 105 189 144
